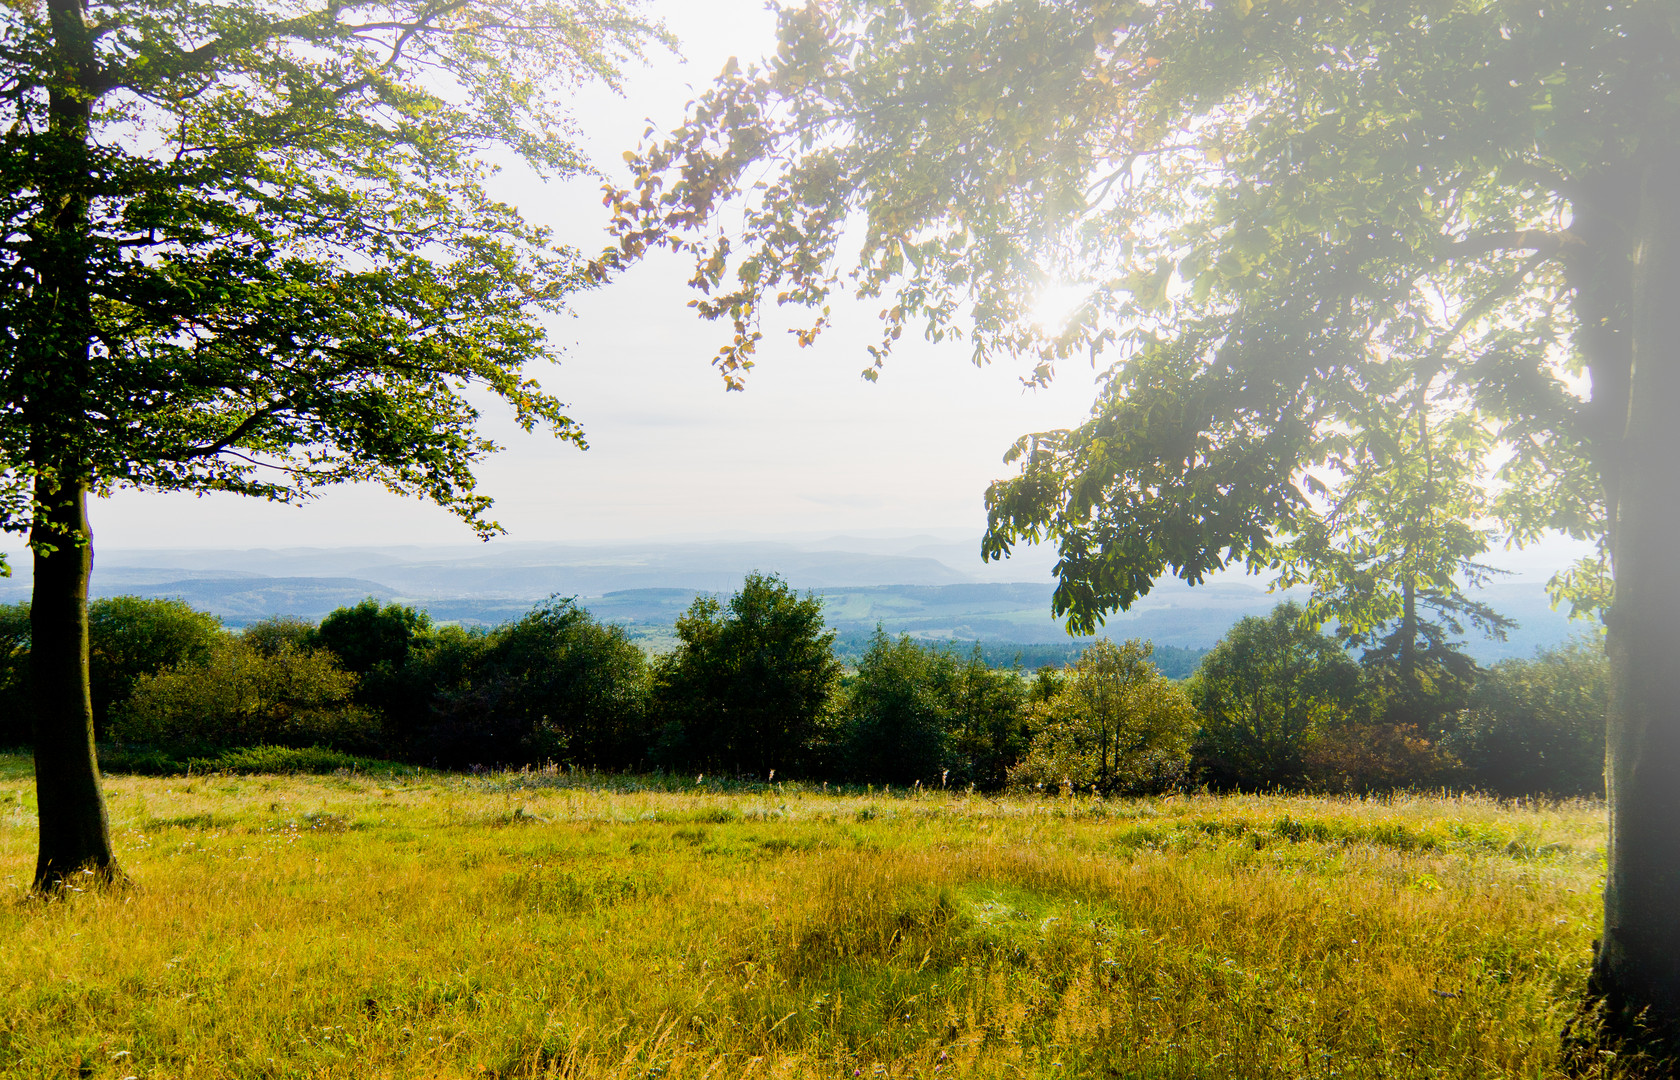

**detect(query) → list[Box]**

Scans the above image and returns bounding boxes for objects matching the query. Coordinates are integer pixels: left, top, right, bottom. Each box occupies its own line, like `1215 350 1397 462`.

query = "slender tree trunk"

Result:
29 474 121 891
1399 575 1417 694
1591 147 1680 1044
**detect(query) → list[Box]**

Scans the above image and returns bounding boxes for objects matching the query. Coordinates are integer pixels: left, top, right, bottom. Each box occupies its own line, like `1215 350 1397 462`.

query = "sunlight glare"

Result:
1029 281 1092 333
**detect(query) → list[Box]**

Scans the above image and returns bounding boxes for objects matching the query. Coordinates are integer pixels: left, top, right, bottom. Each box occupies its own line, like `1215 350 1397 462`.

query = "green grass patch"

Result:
0 774 1618 1079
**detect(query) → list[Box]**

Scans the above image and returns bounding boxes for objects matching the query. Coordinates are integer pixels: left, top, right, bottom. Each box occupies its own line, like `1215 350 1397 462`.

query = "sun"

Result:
1028 281 1092 332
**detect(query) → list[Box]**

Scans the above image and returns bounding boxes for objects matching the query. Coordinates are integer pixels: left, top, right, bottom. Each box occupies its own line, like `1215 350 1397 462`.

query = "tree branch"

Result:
174 397 296 461
1442 229 1582 264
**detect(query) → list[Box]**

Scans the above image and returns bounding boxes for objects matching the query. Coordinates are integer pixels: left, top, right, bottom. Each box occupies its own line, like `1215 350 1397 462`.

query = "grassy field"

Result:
0 756 1614 1079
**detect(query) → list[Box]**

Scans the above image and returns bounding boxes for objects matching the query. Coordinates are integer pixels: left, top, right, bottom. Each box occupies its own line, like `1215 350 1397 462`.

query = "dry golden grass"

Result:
0 758 1613 1079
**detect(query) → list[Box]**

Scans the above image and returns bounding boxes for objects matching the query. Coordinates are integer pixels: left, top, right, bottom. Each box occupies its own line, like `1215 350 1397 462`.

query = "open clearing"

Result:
0 758 1607 1079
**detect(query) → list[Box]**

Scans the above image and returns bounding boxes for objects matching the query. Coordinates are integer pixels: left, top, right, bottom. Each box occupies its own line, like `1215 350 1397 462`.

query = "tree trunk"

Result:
1591 147 1680 1044
28 474 121 891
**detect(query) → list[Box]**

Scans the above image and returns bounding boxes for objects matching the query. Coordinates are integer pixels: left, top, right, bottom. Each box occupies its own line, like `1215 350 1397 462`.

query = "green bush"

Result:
1446 638 1607 797
0 602 28 745
111 638 377 754
92 744 184 776
425 599 649 768
1009 639 1196 795
89 597 226 738
1190 603 1365 789
97 743 404 776
2 596 227 743
187 745 395 775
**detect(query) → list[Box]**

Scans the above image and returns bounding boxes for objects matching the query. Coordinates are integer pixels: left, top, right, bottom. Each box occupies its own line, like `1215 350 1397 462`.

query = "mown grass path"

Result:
0 759 1607 1078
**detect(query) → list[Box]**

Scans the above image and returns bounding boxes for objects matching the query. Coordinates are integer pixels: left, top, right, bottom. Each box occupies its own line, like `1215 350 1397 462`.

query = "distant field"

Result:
0 758 1610 1078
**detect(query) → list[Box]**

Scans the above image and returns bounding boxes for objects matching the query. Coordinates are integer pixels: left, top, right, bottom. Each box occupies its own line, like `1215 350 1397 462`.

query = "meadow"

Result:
0 756 1613 1079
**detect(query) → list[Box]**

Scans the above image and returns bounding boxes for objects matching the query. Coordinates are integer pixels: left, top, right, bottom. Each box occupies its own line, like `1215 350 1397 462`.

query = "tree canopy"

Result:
1190 601 1362 790
609 0 1680 1047
1 0 664 544
1 0 666 889
652 571 840 776
607 0 1643 619
1010 637 1196 794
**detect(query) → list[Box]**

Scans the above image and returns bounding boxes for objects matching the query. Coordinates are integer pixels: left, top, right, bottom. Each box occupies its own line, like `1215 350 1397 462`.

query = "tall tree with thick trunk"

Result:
1594 144 1680 1035
605 0 1680 1054
0 0 665 890
29 479 114 886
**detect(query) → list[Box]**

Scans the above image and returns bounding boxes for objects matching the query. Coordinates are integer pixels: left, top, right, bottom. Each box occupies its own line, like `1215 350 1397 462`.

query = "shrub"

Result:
1 596 227 743
90 596 226 739
187 745 393 776
111 638 377 754
92 744 184 776
0 602 28 745
1009 639 1196 795
1305 713 1461 793
1446 637 1608 797
96 743 402 776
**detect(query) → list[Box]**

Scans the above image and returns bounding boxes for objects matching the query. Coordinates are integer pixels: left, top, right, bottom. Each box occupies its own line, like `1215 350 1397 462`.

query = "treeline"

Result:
0 573 1604 796
828 634 1210 680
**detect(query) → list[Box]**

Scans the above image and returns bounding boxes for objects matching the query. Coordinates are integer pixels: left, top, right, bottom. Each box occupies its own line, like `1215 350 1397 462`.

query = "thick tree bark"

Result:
1591 148 1680 1044
28 475 121 891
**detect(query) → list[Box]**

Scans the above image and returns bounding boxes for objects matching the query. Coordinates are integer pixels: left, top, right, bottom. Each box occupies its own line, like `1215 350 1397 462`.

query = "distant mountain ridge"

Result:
0 537 1585 662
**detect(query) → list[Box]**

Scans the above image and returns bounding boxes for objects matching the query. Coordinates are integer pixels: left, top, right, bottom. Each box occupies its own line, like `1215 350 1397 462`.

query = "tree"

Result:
838 628 957 784
315 600 430 681
0 0 664 890
242 616 319 659
652 572 839 775
946 645 1033 791
467 597 650 767
1011 638 1195 795
607 0 1679 1044
1449 637 1609 798
1189 603 1363 790
315 599 433 748
1272 407 1514 740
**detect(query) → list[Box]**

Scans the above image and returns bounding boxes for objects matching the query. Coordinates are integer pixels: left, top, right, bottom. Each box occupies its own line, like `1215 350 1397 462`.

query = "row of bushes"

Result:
0 577 1607 796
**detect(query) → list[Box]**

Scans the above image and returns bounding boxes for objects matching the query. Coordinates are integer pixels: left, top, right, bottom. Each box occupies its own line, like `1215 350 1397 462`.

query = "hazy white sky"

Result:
1 0 1591 585
37 0 1102 557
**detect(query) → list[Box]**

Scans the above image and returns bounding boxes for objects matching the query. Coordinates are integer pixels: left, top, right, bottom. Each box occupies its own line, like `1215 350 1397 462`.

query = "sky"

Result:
35 0 1102 558
1 0 1593 584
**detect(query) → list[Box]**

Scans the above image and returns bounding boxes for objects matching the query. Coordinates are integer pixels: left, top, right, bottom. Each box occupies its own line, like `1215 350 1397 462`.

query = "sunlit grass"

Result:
0 756 1612 1078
